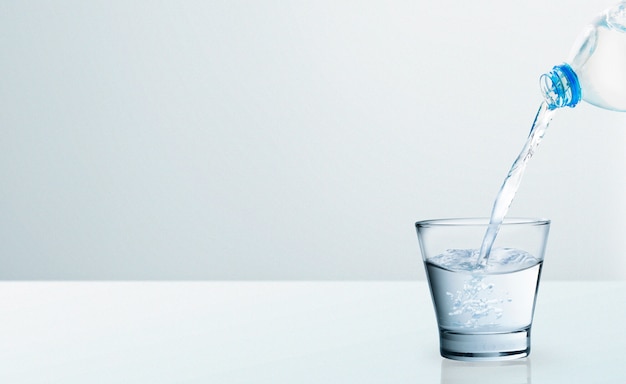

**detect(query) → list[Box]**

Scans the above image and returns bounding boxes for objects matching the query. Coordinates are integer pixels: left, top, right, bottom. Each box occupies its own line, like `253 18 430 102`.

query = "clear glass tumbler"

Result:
415 218 550 361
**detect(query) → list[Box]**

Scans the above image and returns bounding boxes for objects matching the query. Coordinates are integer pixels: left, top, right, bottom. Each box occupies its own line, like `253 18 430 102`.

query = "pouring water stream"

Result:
477 102 556 266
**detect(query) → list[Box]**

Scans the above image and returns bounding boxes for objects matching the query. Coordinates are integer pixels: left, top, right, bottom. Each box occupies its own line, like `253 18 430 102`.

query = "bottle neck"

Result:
540 63 582 109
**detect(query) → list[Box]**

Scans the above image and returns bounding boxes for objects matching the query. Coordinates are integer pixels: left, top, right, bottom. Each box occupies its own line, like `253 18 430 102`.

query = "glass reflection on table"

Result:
440 358 531 384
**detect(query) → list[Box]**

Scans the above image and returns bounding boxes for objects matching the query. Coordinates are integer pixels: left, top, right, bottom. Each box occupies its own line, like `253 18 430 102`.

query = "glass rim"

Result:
415 217 551 228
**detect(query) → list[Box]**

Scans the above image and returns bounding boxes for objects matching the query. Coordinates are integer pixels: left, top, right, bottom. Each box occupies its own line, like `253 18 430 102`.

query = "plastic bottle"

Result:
540 1 626 111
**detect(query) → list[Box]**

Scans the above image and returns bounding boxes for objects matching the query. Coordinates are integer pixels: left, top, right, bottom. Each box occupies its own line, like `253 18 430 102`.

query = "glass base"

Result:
439 327 531 361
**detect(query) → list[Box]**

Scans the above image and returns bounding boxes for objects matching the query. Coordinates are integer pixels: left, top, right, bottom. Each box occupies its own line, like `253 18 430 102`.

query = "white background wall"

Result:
2 0 626 280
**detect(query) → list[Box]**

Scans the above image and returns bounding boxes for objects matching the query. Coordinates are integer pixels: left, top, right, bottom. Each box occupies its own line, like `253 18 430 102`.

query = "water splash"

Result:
446 276 510 328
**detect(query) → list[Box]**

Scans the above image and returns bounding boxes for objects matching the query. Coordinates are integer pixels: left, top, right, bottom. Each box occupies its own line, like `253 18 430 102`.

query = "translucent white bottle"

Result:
540 1 626 111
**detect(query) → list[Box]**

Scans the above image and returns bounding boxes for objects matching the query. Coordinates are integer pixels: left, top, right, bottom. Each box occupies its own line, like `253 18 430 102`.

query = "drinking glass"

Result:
416 218 550 361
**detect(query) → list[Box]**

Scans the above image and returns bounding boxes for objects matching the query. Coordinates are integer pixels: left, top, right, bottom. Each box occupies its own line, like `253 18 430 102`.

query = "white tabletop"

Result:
1 281 624 383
